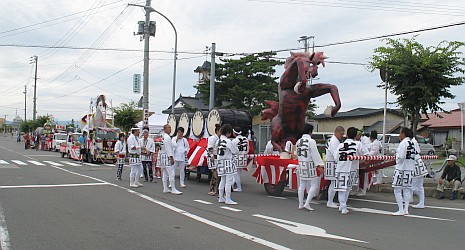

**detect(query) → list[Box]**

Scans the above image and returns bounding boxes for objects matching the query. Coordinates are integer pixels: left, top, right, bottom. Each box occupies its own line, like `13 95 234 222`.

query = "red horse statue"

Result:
262 51 341 151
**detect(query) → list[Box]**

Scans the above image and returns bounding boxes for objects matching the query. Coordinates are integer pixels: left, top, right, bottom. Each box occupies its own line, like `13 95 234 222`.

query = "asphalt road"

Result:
1 135 464 250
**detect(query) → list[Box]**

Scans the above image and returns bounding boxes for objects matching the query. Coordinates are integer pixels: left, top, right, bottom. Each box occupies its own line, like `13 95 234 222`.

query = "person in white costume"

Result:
411 135 427 208
141 127 155 182
217 124 240 205
325 126 345 209
334 127 369 214
231 127 249 192
371 131 384 185
127 128 144 188
208 124 221 196
172 127 190 188
114 133 126 181
296 124 324 211
264 140 280 154
158 124 182 195
356 130 383 196
391 127 417 216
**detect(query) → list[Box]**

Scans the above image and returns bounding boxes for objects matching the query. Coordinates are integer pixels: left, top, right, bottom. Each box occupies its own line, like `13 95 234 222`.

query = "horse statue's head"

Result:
285 51 327 79
96 95 107 113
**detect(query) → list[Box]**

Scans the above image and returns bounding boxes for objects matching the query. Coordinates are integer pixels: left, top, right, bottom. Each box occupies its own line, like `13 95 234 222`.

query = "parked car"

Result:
379 134 435 156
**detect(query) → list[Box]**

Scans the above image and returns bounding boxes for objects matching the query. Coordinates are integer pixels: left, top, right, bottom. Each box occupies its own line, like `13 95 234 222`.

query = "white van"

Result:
379 134 435 156
52 133 67 151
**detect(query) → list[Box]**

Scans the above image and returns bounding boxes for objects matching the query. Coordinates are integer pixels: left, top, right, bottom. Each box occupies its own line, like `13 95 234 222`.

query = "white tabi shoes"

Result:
326 202 339 209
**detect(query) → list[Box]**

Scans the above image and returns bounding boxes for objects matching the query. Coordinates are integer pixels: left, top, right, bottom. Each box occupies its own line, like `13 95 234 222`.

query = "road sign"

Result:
133 74 141 93
143 109 149 126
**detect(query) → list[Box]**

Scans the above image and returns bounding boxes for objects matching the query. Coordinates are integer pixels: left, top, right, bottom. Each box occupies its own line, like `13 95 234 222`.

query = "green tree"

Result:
370 37 465 133
19 115 50 133
112 101 142 133
196 52 283 116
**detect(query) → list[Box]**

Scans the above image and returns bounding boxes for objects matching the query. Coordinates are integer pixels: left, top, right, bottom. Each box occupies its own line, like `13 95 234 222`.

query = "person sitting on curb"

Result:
437 155 462 200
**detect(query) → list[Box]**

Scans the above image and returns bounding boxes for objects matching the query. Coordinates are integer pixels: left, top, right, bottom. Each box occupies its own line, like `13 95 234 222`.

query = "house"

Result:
418 108 464 148
162 94 209 115
313 108 405 133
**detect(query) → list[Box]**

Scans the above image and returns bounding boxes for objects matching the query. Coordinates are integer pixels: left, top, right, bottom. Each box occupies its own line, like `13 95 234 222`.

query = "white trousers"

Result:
338 190 351 210
130 162 143 184
173 161 186 186
219 175 234 201
298 178 319 206
394 187 412 213
411 177 425 206
327 180 337 204
233 168 243 190
162 165 178 191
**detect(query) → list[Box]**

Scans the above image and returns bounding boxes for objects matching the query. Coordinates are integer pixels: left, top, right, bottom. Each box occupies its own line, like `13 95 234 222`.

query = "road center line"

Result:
0 183 110 189
45 165 291 250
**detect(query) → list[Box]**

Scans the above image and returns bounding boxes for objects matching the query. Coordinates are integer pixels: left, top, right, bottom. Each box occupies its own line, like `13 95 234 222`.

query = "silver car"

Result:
379 134 435 156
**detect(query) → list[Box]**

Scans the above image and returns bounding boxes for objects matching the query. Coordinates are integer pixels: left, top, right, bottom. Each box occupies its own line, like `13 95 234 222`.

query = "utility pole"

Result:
209 43 216 110
142 0 151 126
298 36 315 53
30 55 38 121
23 85 27 121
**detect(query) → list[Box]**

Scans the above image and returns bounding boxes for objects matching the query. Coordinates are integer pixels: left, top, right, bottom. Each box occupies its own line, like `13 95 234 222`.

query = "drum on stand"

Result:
167 114 178 136
178 113 191 137
206 109 252 136
192 110 208 138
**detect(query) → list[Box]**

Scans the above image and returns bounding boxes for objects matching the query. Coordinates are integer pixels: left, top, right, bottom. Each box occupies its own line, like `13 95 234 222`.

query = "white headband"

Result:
233 129 241 135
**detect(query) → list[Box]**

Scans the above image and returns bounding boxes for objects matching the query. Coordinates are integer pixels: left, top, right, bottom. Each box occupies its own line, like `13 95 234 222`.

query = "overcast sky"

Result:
1 0 464 124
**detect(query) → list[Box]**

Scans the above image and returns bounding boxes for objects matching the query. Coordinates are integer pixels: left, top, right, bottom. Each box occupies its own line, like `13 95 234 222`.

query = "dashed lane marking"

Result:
28 160 45 166
43 161 64 166
59 161 81 167
11 160 27 165
194 200 213 205
0 160 8 165
221 206 242 212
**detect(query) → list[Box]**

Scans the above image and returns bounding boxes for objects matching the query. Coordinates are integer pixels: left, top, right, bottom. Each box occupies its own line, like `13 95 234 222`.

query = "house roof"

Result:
314 107 403 119
420 108 464 129
363 120 403 134
162 95 209 114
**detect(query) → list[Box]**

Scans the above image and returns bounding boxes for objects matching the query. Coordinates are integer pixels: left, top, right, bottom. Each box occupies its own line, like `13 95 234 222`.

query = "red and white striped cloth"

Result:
347 155 439 161
252 156 294 185
187 138 208 167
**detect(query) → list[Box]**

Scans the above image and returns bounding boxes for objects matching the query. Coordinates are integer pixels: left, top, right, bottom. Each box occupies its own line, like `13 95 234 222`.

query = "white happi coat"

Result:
127 134 142 164
114 140 126 155
216 135 239 176
369 139 382 157
324 135 340 180
207 134 219 169
157 133 174 167
172 136 189 162
392 137 417 187
141 136 155 162
411 138 427 178
232 135 249 169
334 138 369 190
296 134 324 180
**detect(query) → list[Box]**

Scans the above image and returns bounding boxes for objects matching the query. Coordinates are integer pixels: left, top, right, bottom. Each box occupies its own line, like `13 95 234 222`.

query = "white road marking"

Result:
0 183 110 189
349 207 455 221
43 161 64 166
60 161 81 166
253 214 368 243
0 165 19 169
268 196 288 200
105 164 114 167
28 160 45 166
0 199 11 250
46 165 291 250
351 198 465 212
194 200 213 205
11 160 27 165
221 206 242 212
0 160 8 164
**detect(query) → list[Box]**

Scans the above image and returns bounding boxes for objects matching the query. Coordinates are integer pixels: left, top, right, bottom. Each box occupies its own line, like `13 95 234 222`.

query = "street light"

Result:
458 102 464 153
144 7 178 115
